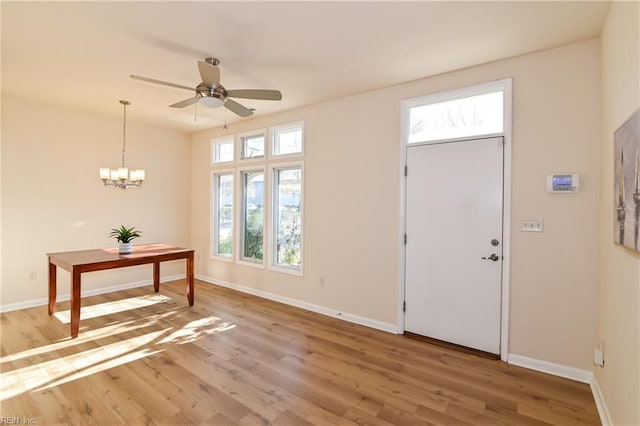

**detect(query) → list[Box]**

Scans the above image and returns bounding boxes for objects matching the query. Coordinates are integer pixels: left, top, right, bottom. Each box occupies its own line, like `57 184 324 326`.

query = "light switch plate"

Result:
521 219 544 232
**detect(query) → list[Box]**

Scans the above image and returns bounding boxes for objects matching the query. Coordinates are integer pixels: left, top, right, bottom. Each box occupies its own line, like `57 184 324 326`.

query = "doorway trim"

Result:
398 78 512 361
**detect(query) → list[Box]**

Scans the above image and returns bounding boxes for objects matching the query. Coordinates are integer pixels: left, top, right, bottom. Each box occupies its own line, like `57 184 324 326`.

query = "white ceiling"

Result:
1 1 611 133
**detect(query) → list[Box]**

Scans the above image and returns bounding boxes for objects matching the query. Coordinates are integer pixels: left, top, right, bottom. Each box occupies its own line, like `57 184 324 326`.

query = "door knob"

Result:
481 254 500 261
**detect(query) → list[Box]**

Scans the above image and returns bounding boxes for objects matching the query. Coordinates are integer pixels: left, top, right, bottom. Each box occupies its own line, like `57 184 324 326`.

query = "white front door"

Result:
405 137 504 354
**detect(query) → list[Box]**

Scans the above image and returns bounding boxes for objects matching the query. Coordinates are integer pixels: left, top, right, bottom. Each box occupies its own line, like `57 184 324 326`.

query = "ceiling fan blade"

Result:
226 89 283 101
130 75 195 92
197 61 220 87
170 97 198 108
224 98 253 117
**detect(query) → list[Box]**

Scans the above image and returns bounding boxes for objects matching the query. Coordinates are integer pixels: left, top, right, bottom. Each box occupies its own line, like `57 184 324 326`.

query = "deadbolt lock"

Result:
491 239 500 246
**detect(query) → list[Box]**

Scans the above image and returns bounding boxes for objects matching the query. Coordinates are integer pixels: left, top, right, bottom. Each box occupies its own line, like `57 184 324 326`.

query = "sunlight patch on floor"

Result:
1 320 135 364
0 329 166 401
1 300 238 400
1 309 181 366
158 316 236 345
53 294 172 323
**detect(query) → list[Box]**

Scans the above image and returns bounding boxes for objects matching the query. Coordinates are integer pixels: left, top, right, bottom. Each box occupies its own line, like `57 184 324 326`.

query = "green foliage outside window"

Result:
277 207 301 266
217 205 233 255
244 207 263 260
218 236 232 255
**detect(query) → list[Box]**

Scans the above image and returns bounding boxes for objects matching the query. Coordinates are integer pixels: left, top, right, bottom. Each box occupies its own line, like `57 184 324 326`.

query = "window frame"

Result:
271 120 305 158
238 129 267 162
211 169 235 261
237 166 267 268
211 136 235 164
210 120 305 276
268 161 304 275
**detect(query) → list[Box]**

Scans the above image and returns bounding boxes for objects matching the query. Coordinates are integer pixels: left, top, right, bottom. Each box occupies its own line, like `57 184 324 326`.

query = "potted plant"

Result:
109 225 142 254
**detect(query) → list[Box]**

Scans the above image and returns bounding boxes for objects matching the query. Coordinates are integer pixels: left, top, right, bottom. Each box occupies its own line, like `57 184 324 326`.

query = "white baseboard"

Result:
508 354 611 426
590 375 612 426
507 353 593 383
0 274 185 313
195 274 399 334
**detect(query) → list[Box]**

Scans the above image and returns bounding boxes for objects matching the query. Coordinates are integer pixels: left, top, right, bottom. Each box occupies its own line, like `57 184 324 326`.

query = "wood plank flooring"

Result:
0 280 600 425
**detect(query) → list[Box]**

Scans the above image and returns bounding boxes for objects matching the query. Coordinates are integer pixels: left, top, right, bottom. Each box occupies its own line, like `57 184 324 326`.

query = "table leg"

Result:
187 252 194 306
71 268 81 339
48 260 57 315
153 262 160 293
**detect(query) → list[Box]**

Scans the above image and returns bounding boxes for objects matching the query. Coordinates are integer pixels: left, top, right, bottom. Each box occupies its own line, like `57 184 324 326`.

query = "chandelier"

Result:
99 100 146 189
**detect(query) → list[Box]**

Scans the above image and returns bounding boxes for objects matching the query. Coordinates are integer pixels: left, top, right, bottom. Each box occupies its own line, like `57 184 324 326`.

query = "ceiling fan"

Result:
130 58 282 117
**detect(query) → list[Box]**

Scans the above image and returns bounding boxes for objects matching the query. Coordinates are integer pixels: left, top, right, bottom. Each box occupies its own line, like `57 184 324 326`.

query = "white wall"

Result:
191 40 601 371
597 1 640 424
1 95 191 308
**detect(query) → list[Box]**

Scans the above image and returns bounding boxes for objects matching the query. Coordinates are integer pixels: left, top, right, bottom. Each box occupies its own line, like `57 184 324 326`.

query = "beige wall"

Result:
597 1 640 424
191 97 402 326
1 95 191 307
2 34 619 411
191 40 601 371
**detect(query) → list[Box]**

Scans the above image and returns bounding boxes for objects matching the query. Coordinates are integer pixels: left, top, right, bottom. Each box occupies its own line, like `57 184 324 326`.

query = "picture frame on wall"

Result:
613 109 640 251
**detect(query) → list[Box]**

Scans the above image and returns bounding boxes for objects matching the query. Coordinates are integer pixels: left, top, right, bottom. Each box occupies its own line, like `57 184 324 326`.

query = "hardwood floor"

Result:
1 280 600 425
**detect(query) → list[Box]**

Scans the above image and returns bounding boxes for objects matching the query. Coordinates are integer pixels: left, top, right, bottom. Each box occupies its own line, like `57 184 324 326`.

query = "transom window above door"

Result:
408 89 504 144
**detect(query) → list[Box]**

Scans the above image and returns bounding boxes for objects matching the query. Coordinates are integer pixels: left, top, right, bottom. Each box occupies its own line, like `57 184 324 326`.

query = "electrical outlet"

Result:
521 219 544 232
594 341 605 367
319 277 325 288
28 271 37 281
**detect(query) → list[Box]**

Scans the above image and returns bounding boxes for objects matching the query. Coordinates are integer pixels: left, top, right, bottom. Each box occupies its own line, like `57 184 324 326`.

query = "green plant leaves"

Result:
108 225 142 243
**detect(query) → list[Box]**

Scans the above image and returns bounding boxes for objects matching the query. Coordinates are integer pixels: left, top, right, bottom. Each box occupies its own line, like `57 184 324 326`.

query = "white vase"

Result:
119 242 133 254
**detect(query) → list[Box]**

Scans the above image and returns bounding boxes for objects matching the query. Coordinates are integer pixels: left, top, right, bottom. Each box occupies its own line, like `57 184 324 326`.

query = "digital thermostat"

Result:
546 174 579 193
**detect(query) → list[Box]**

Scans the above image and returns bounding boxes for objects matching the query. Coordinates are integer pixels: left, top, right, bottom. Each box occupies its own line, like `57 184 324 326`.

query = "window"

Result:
240 170 265 263
213 173 234 257
273 166 302 269
408 90 504 144
272 121 304 156
211 120 304 274
240 131 265 160
212 137 234 163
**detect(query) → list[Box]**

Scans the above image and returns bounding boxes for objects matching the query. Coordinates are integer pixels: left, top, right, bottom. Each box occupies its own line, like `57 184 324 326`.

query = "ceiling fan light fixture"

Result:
200 95 225 108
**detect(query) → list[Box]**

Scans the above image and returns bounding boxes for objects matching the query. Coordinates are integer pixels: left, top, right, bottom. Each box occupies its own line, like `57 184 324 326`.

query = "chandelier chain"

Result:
121 100 128 168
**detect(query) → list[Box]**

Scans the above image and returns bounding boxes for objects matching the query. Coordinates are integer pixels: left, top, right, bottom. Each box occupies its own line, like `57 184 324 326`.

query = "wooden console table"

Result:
47 244 194 338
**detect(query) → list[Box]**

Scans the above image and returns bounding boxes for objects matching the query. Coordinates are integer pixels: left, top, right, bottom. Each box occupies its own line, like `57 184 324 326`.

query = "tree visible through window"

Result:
215 173 233 256
241 135 265 159
273 122 303 156
212 137 234 163
242 171 264 261
274 167 302 267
